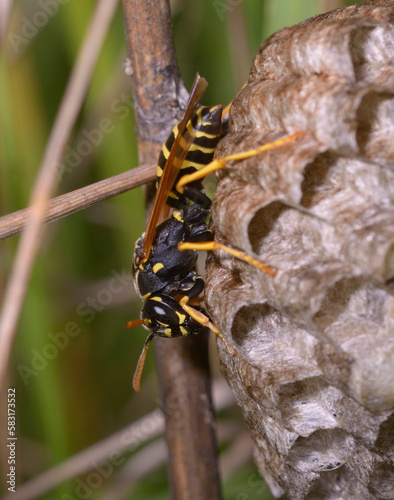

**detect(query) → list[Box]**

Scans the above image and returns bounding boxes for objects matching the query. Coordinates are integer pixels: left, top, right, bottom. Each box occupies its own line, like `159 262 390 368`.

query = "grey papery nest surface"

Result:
205 1 394 498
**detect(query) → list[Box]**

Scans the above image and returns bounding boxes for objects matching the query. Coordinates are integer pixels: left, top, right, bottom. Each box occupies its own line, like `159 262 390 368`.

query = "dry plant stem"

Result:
0 164 156 240
0 0 119 389
122 0 187 162
122 1 222 498
0 0 13 44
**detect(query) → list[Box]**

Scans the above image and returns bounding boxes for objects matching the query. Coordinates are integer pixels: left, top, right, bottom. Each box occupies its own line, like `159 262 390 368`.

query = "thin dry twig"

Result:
0 0 119 388
0 0 13 44
0 163 156 240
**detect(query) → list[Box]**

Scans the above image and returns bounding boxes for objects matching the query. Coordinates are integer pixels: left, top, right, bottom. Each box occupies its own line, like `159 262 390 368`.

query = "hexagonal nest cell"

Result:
205 1 394 498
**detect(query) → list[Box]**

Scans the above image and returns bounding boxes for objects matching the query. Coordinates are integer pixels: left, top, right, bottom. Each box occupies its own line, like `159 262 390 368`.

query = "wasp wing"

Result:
141 74 208 261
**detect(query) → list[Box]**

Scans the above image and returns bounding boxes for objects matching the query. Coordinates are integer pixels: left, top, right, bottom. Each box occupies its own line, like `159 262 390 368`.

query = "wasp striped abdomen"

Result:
156 105 223 209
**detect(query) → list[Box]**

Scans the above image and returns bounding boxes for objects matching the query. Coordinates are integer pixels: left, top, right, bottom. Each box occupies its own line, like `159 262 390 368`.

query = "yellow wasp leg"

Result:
178 296 237 356
178 241 277 276
173 295 203 306
176 131 303 193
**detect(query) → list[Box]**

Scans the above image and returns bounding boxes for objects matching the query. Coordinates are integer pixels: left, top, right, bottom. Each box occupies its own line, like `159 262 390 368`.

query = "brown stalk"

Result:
0 0 13 45
121 1 222 498
0 164 156 240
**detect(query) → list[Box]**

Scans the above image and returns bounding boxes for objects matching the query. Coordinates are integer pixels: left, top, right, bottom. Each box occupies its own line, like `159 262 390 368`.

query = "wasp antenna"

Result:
132 333 155 392
126 319 145 329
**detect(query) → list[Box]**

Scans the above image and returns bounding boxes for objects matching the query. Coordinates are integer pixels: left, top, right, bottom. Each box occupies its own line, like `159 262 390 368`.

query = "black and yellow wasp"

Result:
128 74 300 391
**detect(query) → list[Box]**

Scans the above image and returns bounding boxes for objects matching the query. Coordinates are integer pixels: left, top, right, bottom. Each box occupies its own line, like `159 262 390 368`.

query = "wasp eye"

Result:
152 305 167 319
142 297 180 325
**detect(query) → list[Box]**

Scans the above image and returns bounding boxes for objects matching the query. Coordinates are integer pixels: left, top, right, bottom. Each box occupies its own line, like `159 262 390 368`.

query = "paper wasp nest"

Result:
205 1 394 498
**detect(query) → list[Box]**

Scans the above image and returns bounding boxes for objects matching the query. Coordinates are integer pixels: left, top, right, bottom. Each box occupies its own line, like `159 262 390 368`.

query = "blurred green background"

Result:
0 1 362 499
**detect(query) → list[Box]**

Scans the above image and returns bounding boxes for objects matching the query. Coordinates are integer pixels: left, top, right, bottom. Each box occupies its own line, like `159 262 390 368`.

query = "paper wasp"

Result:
128 74 301 391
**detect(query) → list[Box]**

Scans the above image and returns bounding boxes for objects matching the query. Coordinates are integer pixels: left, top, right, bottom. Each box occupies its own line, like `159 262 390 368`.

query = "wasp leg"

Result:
178 241 277 276
133 332 156 392
182 184 211 209
174 291 204 307
175 131 303 194
178 296 237 356
188 296 204 306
